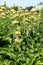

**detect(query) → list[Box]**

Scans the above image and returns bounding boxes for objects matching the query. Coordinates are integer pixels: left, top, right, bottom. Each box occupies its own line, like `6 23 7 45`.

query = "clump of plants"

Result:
0 4 43 65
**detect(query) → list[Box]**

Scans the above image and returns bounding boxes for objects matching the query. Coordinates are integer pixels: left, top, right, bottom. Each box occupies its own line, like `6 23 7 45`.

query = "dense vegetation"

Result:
0 4 43 65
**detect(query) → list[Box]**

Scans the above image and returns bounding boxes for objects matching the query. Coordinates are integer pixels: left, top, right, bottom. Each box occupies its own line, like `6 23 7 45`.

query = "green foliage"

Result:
0 7 43 65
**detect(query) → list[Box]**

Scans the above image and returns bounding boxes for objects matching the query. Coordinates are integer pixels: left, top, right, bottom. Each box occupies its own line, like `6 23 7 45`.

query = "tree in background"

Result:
24 6 33 11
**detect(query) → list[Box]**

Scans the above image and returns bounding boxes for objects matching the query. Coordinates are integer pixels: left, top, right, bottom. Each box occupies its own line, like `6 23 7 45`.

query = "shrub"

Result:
0 5 43 65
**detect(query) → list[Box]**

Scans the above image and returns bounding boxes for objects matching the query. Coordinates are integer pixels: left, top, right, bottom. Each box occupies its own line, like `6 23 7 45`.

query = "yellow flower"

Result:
24 13 29 16
25 10 29 12
14 38 20 43
11 16 14 19
17 10 21 13
0 9 3 12
16 27 21 30
23 18 28 21
34 12 37 14
15 31 21 35
20 10 24 12
1 7 6 10
10 9 14 12
13 14 19 18
31 10 37 13
2 16 6 18
17 10 24 13
29 16 35 19
20 13 24 16
13 11 16 14
1 12 6 16
12 20 19 24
